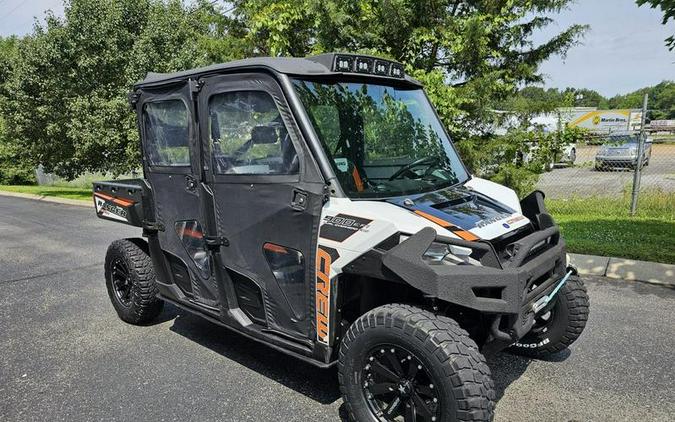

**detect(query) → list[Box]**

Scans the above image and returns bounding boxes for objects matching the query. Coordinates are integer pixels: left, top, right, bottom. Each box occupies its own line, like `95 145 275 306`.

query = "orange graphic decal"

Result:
414 210 480 241
315 247 332 344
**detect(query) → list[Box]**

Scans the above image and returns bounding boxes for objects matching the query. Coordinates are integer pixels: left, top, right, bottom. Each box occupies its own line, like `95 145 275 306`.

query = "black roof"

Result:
135 53 421 88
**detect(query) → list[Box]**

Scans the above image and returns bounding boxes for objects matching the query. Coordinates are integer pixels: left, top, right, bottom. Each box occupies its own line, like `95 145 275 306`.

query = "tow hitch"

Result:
532 268 576 313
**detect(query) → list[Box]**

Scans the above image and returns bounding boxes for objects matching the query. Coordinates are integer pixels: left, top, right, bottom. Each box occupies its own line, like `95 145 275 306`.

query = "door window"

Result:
143 100 190 167
208 91 299 175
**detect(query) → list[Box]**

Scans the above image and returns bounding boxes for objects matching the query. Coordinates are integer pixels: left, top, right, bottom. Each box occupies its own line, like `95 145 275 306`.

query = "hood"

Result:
386 185 530 240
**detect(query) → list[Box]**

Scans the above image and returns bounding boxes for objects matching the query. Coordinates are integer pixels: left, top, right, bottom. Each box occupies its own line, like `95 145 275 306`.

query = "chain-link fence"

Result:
534 130 674 216
482 95 674 262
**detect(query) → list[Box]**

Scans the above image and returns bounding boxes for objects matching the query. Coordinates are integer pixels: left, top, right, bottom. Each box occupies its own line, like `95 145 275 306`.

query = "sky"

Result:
0 0 673 97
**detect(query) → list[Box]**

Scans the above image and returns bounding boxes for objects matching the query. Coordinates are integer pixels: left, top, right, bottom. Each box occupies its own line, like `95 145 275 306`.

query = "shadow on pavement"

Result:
163 304 341 405
488 349 569 402
155 303 579 415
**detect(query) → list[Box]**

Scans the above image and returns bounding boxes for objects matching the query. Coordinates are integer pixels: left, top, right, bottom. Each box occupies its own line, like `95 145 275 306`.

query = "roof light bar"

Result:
333 55 405 79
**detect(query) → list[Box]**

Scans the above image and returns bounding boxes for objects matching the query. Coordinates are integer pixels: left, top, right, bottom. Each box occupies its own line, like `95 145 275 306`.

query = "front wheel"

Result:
338 304 495 422
510 275 589 358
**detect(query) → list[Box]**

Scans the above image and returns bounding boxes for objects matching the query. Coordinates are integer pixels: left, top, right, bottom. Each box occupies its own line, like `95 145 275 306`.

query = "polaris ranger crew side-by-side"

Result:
94 53 589 422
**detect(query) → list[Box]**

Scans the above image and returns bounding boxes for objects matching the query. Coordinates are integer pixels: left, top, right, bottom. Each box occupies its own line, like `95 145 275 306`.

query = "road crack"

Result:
0 263 103 285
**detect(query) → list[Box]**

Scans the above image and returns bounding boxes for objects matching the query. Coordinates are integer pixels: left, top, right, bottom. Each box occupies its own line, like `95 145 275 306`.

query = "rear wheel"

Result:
511 275 589 358
105 239 163 324
338 304 495 422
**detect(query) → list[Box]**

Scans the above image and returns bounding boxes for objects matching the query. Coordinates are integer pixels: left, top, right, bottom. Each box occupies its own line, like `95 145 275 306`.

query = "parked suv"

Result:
595 132 652 170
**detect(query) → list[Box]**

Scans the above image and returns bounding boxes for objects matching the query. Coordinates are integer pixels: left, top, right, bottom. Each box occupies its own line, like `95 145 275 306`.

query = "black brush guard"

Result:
381 191 570 355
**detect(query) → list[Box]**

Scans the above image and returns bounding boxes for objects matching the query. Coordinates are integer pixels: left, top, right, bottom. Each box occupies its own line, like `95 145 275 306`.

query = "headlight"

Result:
423 242 451 262
422 242 474 265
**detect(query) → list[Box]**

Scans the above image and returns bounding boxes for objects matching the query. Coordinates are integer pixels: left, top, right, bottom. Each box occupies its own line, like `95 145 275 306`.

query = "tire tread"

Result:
338 304 495 421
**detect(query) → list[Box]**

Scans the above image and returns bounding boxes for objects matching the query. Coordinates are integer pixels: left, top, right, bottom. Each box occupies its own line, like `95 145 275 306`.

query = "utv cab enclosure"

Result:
94 53 589 422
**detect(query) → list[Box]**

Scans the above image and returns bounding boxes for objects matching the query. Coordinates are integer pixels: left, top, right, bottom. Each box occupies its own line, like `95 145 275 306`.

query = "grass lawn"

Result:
548 191 675 264
0 185 91 201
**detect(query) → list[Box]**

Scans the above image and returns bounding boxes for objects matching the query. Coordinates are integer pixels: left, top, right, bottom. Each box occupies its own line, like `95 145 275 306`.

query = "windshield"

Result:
293 79 469 198
607 134 638 145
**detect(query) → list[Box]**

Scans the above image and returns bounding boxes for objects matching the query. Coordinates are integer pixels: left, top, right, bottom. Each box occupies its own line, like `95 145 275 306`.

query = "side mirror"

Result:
250 126 278 144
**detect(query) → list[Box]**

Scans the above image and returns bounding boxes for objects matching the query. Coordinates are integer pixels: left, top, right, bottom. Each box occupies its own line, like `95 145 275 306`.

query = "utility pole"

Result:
630 93 648 216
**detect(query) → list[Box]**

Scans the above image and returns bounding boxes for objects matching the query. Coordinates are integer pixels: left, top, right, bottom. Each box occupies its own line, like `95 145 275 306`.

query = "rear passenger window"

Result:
143 100 190 167
208 91 299 175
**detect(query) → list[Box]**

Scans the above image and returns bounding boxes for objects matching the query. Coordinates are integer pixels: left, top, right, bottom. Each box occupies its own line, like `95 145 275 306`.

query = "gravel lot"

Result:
537 143 675 198
1 196 674 421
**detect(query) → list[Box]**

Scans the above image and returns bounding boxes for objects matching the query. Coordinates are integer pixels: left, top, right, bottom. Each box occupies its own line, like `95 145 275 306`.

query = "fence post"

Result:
629 93 649 216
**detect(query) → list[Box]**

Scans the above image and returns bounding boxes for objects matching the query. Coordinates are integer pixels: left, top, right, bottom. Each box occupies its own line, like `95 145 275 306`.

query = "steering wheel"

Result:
388 156 440 181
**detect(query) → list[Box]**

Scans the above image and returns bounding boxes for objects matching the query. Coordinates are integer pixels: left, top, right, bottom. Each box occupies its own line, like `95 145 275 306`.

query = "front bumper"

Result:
596 156 638 167
381 191 569 354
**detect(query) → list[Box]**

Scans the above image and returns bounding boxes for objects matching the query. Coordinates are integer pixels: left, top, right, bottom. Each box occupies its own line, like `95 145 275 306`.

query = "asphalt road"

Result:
536 143 675 198
1 196 674 421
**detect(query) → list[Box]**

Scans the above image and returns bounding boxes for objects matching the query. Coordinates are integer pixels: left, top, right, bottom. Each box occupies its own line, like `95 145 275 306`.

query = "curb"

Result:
568 253 674 288
0 190 91 208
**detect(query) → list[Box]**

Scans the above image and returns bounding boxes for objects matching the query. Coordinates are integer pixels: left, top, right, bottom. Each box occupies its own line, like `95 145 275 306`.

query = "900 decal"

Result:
319 213 372 242
315 246 339 345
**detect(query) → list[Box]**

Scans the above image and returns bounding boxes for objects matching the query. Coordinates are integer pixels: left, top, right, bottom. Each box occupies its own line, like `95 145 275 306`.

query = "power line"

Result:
2 0 62 35
0 0 27 24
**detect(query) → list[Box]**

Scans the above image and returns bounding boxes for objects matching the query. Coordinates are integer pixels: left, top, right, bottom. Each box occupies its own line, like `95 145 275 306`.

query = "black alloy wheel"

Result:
110 257 132 307
362 344 440 422
104 239 164 324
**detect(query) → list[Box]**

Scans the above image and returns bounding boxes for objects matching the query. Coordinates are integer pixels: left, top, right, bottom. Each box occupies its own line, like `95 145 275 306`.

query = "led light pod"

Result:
334 55 354 72
389 63 404 78
373 60 390 76
355 57 374 73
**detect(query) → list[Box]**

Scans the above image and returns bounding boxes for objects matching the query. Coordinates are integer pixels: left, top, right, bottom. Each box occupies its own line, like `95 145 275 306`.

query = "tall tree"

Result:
233 0 588 135
0 0 229 179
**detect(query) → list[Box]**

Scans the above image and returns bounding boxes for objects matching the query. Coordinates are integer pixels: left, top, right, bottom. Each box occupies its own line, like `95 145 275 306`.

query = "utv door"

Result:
198 73 325 339
136 82 220 308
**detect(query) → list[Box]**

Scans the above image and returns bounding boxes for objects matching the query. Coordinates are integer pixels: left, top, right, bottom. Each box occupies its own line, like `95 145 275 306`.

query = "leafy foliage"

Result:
505 81 675 121
637 0 675 50
0 37 35 184
608 81 675 120
0 0 227 179
1 0 589 186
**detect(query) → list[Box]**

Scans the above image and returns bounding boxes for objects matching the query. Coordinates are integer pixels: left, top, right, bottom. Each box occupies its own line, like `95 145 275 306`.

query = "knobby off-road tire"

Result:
105 239 163 324
338 304 495 422
511 275 589 358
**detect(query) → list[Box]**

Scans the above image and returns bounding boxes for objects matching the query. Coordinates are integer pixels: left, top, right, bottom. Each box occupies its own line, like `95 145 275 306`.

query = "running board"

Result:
157 294 335 369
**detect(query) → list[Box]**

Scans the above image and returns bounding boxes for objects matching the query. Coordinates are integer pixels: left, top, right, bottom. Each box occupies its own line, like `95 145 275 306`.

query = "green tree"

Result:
0 0 230 179
0 36 35 184
234 0 587 133
637 0 675 50
608 81 675 120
